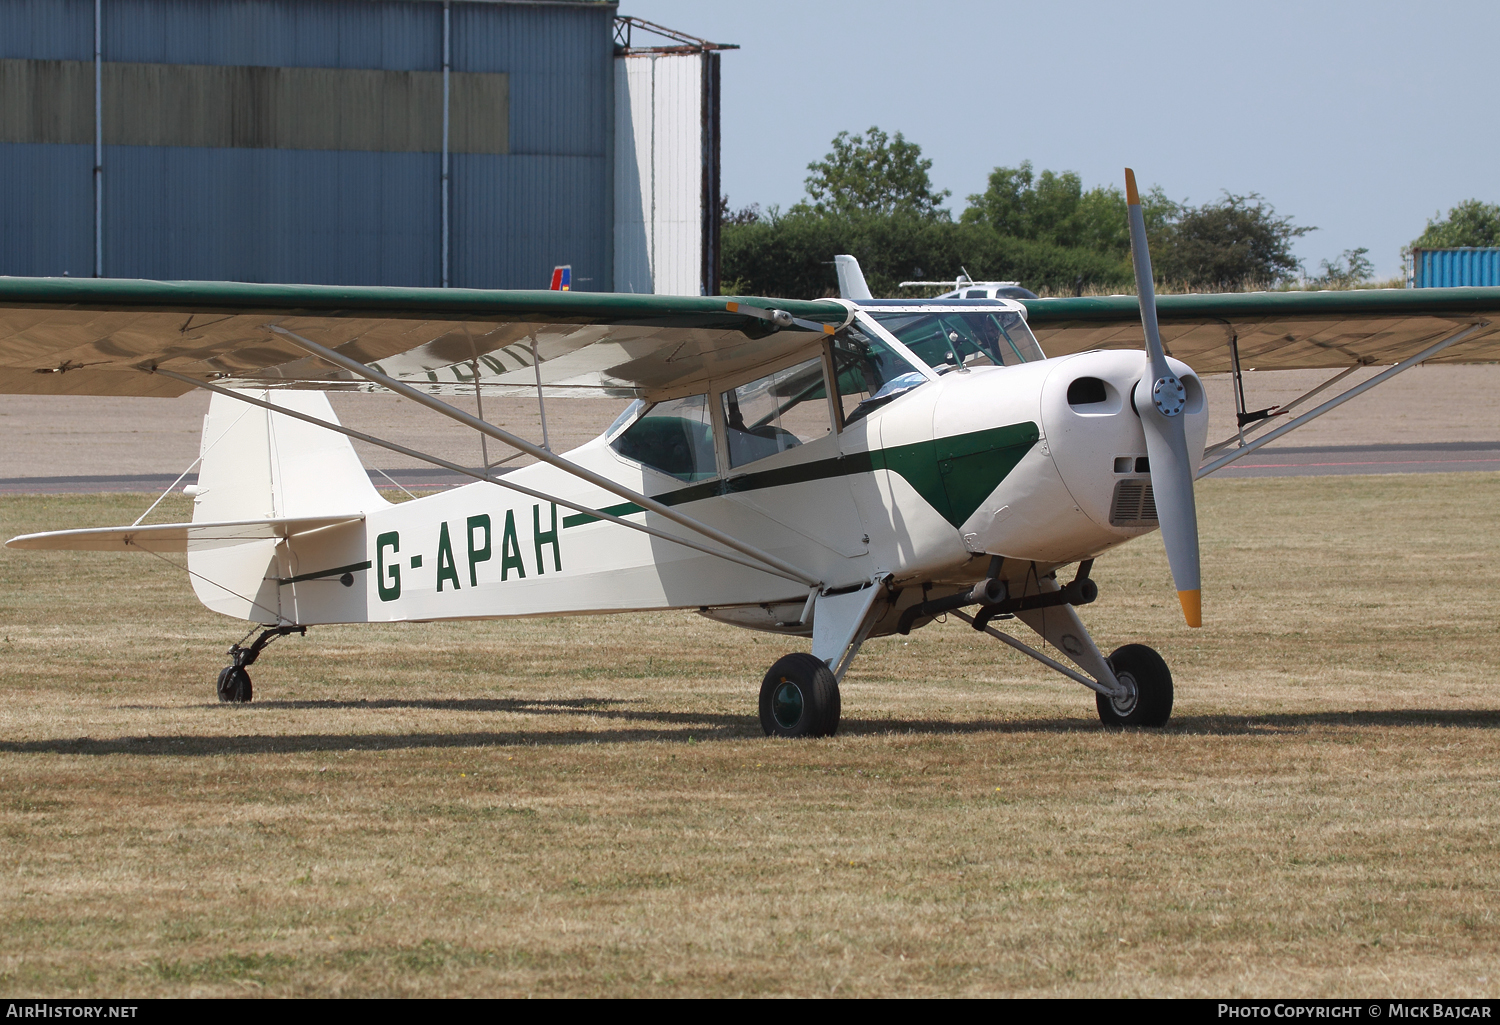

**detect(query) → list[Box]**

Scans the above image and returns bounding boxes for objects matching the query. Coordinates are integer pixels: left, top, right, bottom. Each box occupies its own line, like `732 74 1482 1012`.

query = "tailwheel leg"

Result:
217 625 306 704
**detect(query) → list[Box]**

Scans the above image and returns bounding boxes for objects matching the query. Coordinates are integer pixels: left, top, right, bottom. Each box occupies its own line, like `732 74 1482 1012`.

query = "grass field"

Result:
1 474 1498 997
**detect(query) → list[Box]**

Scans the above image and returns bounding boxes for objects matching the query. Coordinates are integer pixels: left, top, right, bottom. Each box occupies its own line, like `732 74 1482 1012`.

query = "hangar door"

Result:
613 50 721 297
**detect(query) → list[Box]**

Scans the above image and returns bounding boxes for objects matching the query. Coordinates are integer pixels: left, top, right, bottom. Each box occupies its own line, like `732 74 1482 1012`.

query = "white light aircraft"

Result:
7 171 1500 736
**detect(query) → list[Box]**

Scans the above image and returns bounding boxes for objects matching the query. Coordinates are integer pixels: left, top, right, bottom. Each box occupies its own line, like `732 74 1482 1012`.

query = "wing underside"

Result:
5 281 1500 404
1023 289 1500 373
0 279 851 401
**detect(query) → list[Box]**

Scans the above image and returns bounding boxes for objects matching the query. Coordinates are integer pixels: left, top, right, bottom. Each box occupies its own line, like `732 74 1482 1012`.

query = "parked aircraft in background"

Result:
832 255 1038 302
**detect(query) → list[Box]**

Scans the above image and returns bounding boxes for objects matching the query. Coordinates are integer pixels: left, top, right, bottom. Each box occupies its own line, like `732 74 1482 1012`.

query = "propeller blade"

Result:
1125 168 1202 627
1138 399 1202 626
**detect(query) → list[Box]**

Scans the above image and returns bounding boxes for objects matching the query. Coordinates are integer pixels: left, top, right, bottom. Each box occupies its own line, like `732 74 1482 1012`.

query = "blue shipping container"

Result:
1413 248 1500 288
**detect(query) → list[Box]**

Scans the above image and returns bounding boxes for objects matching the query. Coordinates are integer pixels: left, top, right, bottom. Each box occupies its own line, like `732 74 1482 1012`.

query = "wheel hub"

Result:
1109 671 1139 716
772 680 804 729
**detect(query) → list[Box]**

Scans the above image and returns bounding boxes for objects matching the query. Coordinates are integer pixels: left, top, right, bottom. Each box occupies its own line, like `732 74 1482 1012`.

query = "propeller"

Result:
1125 168 1202 628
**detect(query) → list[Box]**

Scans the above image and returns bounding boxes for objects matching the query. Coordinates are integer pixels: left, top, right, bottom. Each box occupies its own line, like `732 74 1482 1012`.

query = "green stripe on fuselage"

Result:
560 422 1040 531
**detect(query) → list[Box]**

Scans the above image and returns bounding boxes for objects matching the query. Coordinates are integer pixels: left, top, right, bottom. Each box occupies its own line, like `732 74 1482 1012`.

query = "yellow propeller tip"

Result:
1125 168 1140 206
1177 589 1201 628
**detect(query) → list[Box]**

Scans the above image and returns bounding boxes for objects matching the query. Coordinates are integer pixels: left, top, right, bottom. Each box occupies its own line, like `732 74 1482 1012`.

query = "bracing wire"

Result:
129 401 258 527
370 465 417 499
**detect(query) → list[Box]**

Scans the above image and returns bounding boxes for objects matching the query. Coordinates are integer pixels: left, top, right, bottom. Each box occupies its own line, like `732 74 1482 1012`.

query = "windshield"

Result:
867 309 1044 370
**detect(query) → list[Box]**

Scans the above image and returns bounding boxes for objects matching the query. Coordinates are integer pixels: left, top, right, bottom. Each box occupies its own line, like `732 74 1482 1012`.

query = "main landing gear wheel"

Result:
1097 643 1173 727
759 653 840 738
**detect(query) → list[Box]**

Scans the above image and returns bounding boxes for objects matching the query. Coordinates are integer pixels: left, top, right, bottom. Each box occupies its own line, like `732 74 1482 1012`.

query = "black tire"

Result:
1096 644 1172 727
217 665 253 703
759 653 840 738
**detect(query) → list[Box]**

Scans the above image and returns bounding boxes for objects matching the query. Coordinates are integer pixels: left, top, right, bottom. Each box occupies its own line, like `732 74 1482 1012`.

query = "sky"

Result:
624 0 1500 281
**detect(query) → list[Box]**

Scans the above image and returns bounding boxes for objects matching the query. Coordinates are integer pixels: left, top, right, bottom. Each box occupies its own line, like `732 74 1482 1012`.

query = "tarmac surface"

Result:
1203 441 1500 478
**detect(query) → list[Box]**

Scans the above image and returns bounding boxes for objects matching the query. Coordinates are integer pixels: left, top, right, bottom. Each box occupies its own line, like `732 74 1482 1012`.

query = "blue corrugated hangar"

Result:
0 1 729 295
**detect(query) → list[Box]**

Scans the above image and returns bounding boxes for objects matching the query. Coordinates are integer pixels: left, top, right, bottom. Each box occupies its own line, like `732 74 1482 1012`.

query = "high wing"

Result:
0 278 851 399
8 278 1500 403
1021 288 1500 373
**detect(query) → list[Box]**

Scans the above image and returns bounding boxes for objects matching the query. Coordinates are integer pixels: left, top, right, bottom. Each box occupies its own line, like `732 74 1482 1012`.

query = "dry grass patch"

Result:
1 477 1498 996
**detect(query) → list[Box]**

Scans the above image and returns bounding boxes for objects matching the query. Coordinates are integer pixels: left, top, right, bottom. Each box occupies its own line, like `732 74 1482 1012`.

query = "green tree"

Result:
801 127 951 219
1156 193 1312 290
1310 247 1374 289
1408 199 1500 252
961 160 1177 255
721 207 1130 300
723 131 1315 298
718 195 762 226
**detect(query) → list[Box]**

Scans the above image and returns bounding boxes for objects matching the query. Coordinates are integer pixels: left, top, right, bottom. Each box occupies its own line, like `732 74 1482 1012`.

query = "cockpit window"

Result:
831 323 928 426
605 398 646 440
609 393 717 481
868 310 1044 369
722 357 832 469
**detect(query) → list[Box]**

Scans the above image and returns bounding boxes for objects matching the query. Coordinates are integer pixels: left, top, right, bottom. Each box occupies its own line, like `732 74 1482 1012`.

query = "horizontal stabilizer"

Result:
4 515 363 553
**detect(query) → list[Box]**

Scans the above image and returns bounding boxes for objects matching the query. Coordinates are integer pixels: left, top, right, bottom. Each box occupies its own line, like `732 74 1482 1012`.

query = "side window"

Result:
721 356 831 469
609 394 717 481
830 324 928 426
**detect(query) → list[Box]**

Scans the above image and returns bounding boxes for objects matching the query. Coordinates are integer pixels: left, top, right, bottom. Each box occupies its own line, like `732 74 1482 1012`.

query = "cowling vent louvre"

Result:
1110 479 1158 526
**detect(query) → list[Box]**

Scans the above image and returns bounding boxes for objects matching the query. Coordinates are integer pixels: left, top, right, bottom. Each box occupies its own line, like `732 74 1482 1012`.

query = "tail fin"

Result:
189 389 387 623
194 389 386 524
834 255 873 300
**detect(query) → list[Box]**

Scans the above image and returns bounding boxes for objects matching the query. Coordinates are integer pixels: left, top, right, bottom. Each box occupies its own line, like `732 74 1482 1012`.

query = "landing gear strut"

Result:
216 625 305 703
949 565 1175 728
759 578 887 738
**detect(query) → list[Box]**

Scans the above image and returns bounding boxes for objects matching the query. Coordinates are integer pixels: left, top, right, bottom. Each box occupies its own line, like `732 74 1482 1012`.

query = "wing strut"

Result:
154 370 815 587
262 326 823 588
531 331 551 452
1203 362 1364 459
1197 322 1486 478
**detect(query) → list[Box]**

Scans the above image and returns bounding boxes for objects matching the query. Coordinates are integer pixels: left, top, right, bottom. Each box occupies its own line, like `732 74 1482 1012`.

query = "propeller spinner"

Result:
1125 168 1202 627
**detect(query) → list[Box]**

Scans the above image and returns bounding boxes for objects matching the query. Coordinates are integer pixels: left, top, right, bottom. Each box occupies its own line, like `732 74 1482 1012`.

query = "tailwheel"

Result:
215 625 305 705
216 665 252 703
1097 643 1173 727
759 653 840 738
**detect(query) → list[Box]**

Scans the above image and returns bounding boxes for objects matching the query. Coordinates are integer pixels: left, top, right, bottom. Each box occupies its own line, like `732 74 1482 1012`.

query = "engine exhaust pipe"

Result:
897 576 1009 635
